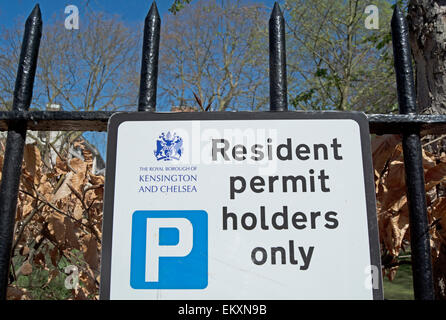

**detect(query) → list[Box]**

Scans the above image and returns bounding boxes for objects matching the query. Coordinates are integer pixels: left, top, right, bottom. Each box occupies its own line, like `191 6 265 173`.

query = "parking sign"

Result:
130 210 208 289
100 112 382 300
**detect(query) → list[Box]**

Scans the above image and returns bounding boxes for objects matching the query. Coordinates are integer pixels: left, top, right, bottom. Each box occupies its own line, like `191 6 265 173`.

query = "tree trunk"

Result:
408 0 446 115
408 0 446 300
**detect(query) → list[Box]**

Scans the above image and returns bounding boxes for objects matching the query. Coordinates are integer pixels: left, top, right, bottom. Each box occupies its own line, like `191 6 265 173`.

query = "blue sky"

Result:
0 0 277 27
0 1 171 26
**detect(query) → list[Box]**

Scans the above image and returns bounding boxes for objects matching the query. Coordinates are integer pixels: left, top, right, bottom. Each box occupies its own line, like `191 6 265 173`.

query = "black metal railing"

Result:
0 4 42 300
391 7 434 300
0 1 441 300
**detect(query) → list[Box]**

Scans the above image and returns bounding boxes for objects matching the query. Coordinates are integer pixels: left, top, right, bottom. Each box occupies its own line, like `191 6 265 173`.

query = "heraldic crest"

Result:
154 131 184 161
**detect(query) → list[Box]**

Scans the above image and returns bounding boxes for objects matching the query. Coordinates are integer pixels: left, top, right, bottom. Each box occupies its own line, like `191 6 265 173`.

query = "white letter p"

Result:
145 218 193 282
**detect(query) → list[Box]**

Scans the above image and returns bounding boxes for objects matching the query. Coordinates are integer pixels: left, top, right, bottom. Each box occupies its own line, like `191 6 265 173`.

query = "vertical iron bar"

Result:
391 6 434 300
138 2 160 112
0 5 42 300
269 2 288 111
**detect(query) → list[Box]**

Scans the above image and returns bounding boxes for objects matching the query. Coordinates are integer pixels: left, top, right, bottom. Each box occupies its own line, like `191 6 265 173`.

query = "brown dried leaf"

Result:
73 287 88 300
48 212 65 244
55 156 69 175
379 208 410 261
23 144 41 184
394 206 410 251
69 157 87 174
20 261 33 276
379 213 395 255
425 162 446 191
37 180 54 202
53 172 73 202
73 204 83 220
69 171 86 194
33 252 46 267
22 201 35 219
83 235 99 271
372 135 402 176
386 266 399 281
381 161 406 211
390 196 407 213
19 245 30 256
80 268 97 294
49 246 59 267
89 174 104 186
73 140 84 149
94 186 104 199
430 198 446 245
422 149 436 170
7 286 30 300
65 217 81 250
82 148 93 164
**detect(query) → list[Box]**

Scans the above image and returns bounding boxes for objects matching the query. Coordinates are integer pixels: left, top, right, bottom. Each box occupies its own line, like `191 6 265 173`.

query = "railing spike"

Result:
146 1 160 21
269 2 288 111
13 4 42 112
138 1 161 112
391 5 416 115
271 1 283 17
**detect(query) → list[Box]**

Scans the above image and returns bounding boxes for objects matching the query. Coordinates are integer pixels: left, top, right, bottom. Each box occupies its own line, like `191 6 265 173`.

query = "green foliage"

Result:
383 264 414 300
12 248 69 300
14 260 71 300
12 247 97 300
285 0 398 112
169 0 194 14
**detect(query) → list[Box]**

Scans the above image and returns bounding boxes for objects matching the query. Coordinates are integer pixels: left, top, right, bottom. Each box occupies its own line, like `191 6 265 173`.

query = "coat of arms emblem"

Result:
154 131 183 161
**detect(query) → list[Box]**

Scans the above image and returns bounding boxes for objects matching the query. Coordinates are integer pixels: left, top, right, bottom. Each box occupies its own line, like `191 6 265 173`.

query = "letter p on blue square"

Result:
130 210 208 289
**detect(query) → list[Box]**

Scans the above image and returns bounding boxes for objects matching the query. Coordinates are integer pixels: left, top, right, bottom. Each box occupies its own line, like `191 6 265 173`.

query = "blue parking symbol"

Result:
130 210 208 289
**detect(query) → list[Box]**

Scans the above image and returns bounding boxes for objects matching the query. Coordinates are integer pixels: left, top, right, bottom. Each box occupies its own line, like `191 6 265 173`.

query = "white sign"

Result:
100 112 382 300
